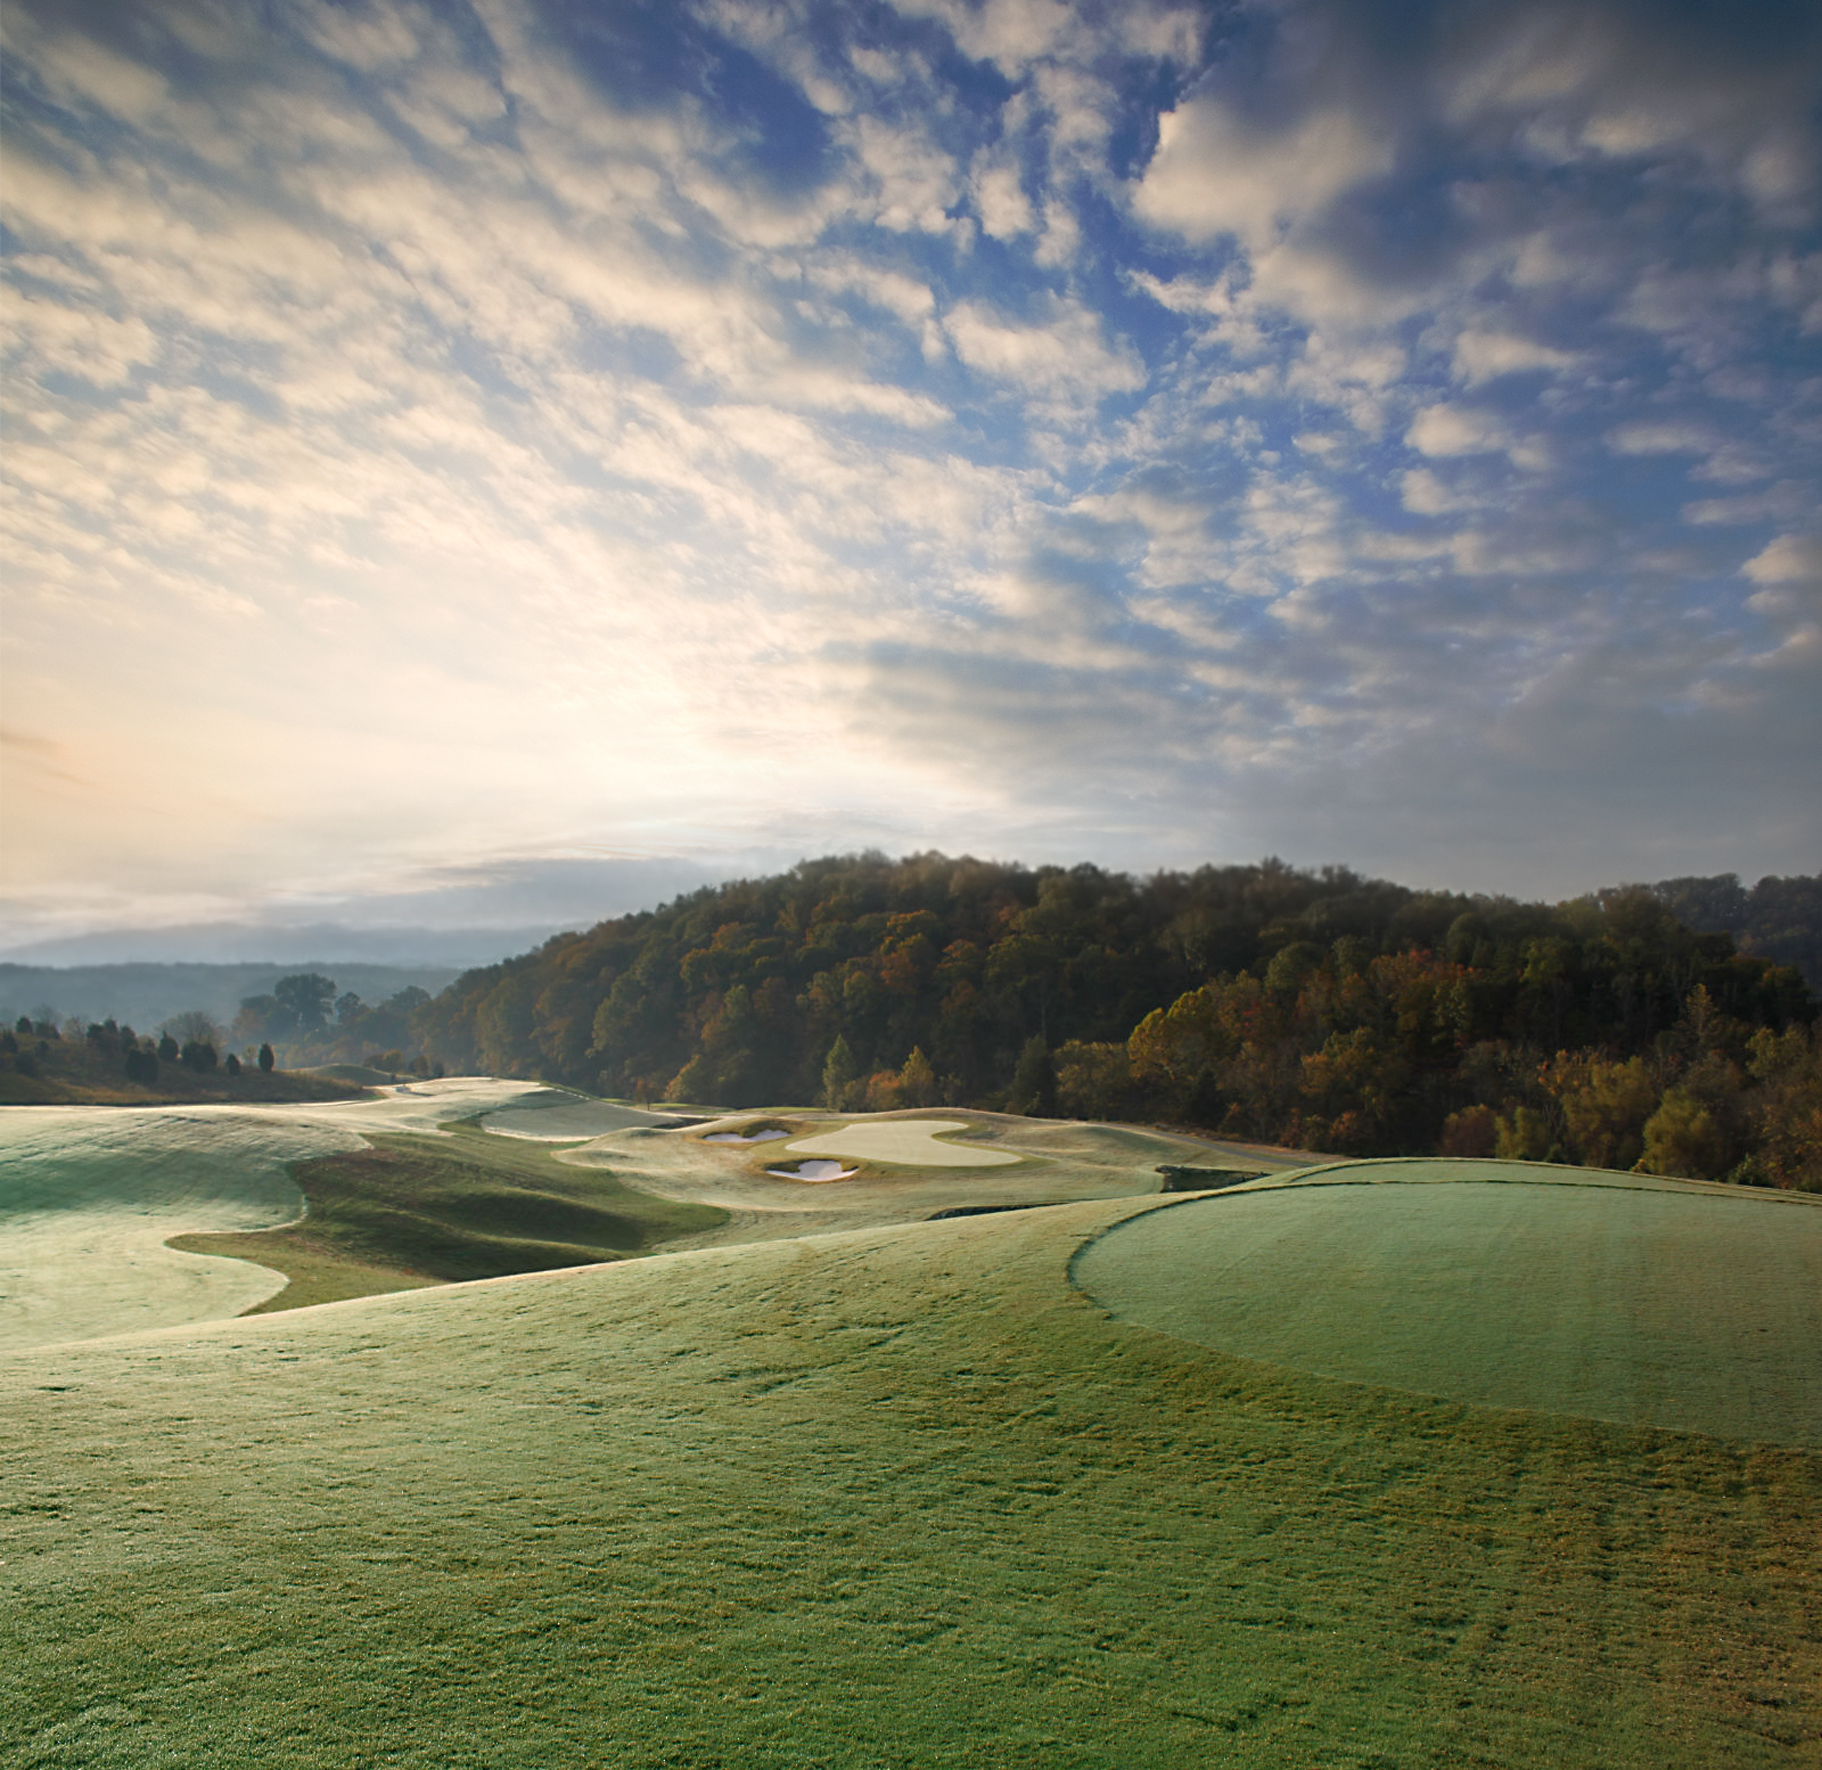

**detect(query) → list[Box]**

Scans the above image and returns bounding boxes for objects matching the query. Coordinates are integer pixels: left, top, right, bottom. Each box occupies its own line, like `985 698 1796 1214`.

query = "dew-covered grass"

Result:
3 1178 1818 1769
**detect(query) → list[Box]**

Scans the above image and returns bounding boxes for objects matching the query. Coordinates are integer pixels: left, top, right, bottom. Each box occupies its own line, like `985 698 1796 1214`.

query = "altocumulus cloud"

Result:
1 0 1818 942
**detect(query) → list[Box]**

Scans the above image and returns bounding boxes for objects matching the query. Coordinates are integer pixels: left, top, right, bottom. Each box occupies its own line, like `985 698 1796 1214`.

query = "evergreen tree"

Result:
1007 1035 1056 1117
821 1035 858 1110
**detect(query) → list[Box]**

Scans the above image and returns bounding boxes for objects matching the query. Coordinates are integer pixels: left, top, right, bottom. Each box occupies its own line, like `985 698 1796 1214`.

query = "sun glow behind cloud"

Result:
2 0 1818 940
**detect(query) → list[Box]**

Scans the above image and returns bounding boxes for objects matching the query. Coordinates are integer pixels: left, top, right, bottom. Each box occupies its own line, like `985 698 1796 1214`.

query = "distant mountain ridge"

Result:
0 922 575 969
1645 874 1822 993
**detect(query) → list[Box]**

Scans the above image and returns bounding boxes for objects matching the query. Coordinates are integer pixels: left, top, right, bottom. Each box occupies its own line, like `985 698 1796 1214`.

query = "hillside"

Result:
412 853 1821 1187
5 1165 1817 1768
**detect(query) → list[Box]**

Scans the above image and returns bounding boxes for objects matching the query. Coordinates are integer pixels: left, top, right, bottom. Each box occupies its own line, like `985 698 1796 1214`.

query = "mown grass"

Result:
5 1189 1819 1769
172 1121 728 1311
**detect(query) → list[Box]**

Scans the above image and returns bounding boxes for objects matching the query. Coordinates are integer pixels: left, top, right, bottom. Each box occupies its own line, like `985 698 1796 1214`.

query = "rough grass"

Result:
174 1121 728 1312
1074 1164 1822 1445
2 1190 1818 1769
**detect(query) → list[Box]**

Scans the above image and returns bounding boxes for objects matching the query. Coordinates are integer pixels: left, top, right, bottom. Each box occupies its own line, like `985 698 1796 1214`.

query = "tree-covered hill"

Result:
412 853 1820 1187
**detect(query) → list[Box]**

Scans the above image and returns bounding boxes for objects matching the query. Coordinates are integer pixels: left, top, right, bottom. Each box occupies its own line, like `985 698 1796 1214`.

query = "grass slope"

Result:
173 1121 729 1312
4 1177 1819 1769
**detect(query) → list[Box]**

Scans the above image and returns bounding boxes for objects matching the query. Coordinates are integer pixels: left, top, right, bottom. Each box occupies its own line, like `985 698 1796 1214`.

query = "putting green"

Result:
785 1117 1022 1167
1072 1162 1822 1446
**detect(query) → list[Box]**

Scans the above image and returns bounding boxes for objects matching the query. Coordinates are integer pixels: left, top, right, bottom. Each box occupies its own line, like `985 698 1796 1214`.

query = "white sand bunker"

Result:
766 1159 860 1183
703 1129 789 1145
785 1119 1021 1168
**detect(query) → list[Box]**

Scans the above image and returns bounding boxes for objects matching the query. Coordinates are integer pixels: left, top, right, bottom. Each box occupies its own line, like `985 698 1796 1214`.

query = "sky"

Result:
3 0 1819 951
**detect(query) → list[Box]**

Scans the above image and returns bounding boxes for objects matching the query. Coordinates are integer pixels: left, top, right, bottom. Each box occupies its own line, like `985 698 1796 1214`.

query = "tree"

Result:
274 973 337 1032
1494 1104 1553 1162
1553 1054 1659 1171
898 1046 938 1107
233 995 285 1045
1637 1089 1725 1180
257 1042 276 1074
821 1035 858 1110
1007 1035 1056 1117
165 1009 222 1047
224 1052 242 1077
157 1032 180 1063
1438 1105 1497 1158
334 992 365 1027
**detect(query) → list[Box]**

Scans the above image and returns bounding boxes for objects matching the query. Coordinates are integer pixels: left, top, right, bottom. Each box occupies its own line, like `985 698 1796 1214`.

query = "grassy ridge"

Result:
6 1190 1819 1768
172 1121 727 1311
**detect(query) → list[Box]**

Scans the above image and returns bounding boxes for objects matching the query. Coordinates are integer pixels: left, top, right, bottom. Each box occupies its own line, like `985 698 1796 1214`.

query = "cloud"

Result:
1452 329 1579 385
1134 100 1392 250
3 0 1819 937
972 148 1035 239
943 296 1145 406
1407 405 1511 458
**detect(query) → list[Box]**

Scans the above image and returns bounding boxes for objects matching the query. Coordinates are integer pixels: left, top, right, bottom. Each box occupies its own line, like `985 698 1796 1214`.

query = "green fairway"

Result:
1072 1161 1822 1446
477 1089 692 1141
4 1175 1820 1769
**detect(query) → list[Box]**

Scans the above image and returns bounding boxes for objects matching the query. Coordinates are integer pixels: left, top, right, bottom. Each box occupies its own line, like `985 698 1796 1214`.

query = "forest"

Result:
412 853 1822 1190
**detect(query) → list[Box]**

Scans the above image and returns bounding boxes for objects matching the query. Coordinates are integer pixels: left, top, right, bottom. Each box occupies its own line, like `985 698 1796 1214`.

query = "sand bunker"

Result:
766 1160 860 1183
785 1119 1021 1168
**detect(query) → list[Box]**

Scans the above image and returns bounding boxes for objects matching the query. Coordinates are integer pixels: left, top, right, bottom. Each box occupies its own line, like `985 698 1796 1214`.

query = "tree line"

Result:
409 852 1820 1189
232 975 441 1075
